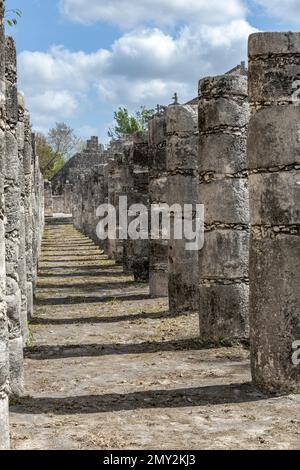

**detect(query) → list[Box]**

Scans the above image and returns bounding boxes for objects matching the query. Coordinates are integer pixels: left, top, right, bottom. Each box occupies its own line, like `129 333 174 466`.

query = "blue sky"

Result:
5 0 300 145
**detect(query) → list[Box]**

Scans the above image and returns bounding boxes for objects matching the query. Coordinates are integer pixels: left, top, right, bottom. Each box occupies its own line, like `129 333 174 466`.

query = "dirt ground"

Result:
9 222 300 450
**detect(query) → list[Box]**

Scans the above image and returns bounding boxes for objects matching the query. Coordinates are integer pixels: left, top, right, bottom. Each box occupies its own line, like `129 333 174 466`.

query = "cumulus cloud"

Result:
59 0 247 28
28 90 78 116
19 20 255 108
18 0 257 136
254 0 300 23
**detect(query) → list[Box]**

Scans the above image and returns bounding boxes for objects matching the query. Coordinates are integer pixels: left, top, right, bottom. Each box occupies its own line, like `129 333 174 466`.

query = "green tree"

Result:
5 8 22 27
108 106 154 139
36 133 64 180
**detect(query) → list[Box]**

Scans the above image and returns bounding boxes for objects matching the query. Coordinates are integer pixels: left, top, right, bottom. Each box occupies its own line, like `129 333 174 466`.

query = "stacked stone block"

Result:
166 104 199 313
17 92 29 343
148 112 169 297
198 75 250 342
248 33 300 393
5 36 24 396
24 110 34 322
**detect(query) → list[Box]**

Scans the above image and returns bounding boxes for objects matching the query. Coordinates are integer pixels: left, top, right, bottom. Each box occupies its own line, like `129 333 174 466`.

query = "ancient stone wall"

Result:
0 2 44 448
248 32 300 393
198 75 250 341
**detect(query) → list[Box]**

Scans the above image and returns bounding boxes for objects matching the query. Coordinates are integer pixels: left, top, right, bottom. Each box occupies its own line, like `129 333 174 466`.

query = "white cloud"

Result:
254 0 300 23
59 0 247 28
28 90 78 116
18 1 257 136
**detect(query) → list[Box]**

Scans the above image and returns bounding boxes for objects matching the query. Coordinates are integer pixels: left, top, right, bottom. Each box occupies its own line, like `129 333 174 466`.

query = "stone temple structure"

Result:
1 0 300 449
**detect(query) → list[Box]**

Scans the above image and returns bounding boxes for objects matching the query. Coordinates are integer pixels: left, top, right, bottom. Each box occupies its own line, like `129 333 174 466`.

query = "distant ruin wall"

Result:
51 137 105 195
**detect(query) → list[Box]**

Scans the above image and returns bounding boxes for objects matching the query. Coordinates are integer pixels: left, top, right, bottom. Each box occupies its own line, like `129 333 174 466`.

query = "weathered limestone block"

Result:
166 104 199 314
0 0 9 449
148 112 168 297
5 36 24 396
248 32 300 393
198 75 250 342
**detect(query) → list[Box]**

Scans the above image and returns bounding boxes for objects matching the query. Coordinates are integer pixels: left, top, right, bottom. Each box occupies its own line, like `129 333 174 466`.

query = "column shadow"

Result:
10 383 269 415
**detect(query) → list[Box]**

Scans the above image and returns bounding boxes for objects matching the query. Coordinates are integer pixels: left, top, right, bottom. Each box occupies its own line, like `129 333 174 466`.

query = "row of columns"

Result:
69 32 299 396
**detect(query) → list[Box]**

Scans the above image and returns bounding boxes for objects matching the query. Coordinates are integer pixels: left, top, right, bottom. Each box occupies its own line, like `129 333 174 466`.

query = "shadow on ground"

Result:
11 382 269 415
24 337 244 360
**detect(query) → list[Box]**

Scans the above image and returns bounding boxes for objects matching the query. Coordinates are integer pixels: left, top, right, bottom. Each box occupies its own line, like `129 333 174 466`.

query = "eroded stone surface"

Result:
248 32 300 393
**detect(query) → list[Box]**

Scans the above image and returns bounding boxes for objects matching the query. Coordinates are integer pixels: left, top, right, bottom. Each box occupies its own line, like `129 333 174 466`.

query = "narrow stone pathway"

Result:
9 221 300 449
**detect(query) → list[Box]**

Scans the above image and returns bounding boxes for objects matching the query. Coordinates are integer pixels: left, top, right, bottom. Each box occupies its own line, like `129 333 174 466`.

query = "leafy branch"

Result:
5 8 22 27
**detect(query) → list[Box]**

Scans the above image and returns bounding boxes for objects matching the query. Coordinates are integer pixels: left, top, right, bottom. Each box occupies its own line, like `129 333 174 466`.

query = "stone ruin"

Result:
0 0 300 449
58 35 299 401
0 0 44 449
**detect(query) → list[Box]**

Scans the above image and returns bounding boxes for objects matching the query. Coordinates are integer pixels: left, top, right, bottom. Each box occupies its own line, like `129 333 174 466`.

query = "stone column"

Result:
81 172 89 236
0 0 9 449
166 104 199 314
32 138 42 290
198 75 250 342
121 140 133 273
124 133 150 281
148 112 168 298
44 181 54 217
248 33 300 393
24 111 34 321
72 177 81 230
91 164 106 247
5 36 24 396
63 182 72 214
16 92 28 343
106 142 125 263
